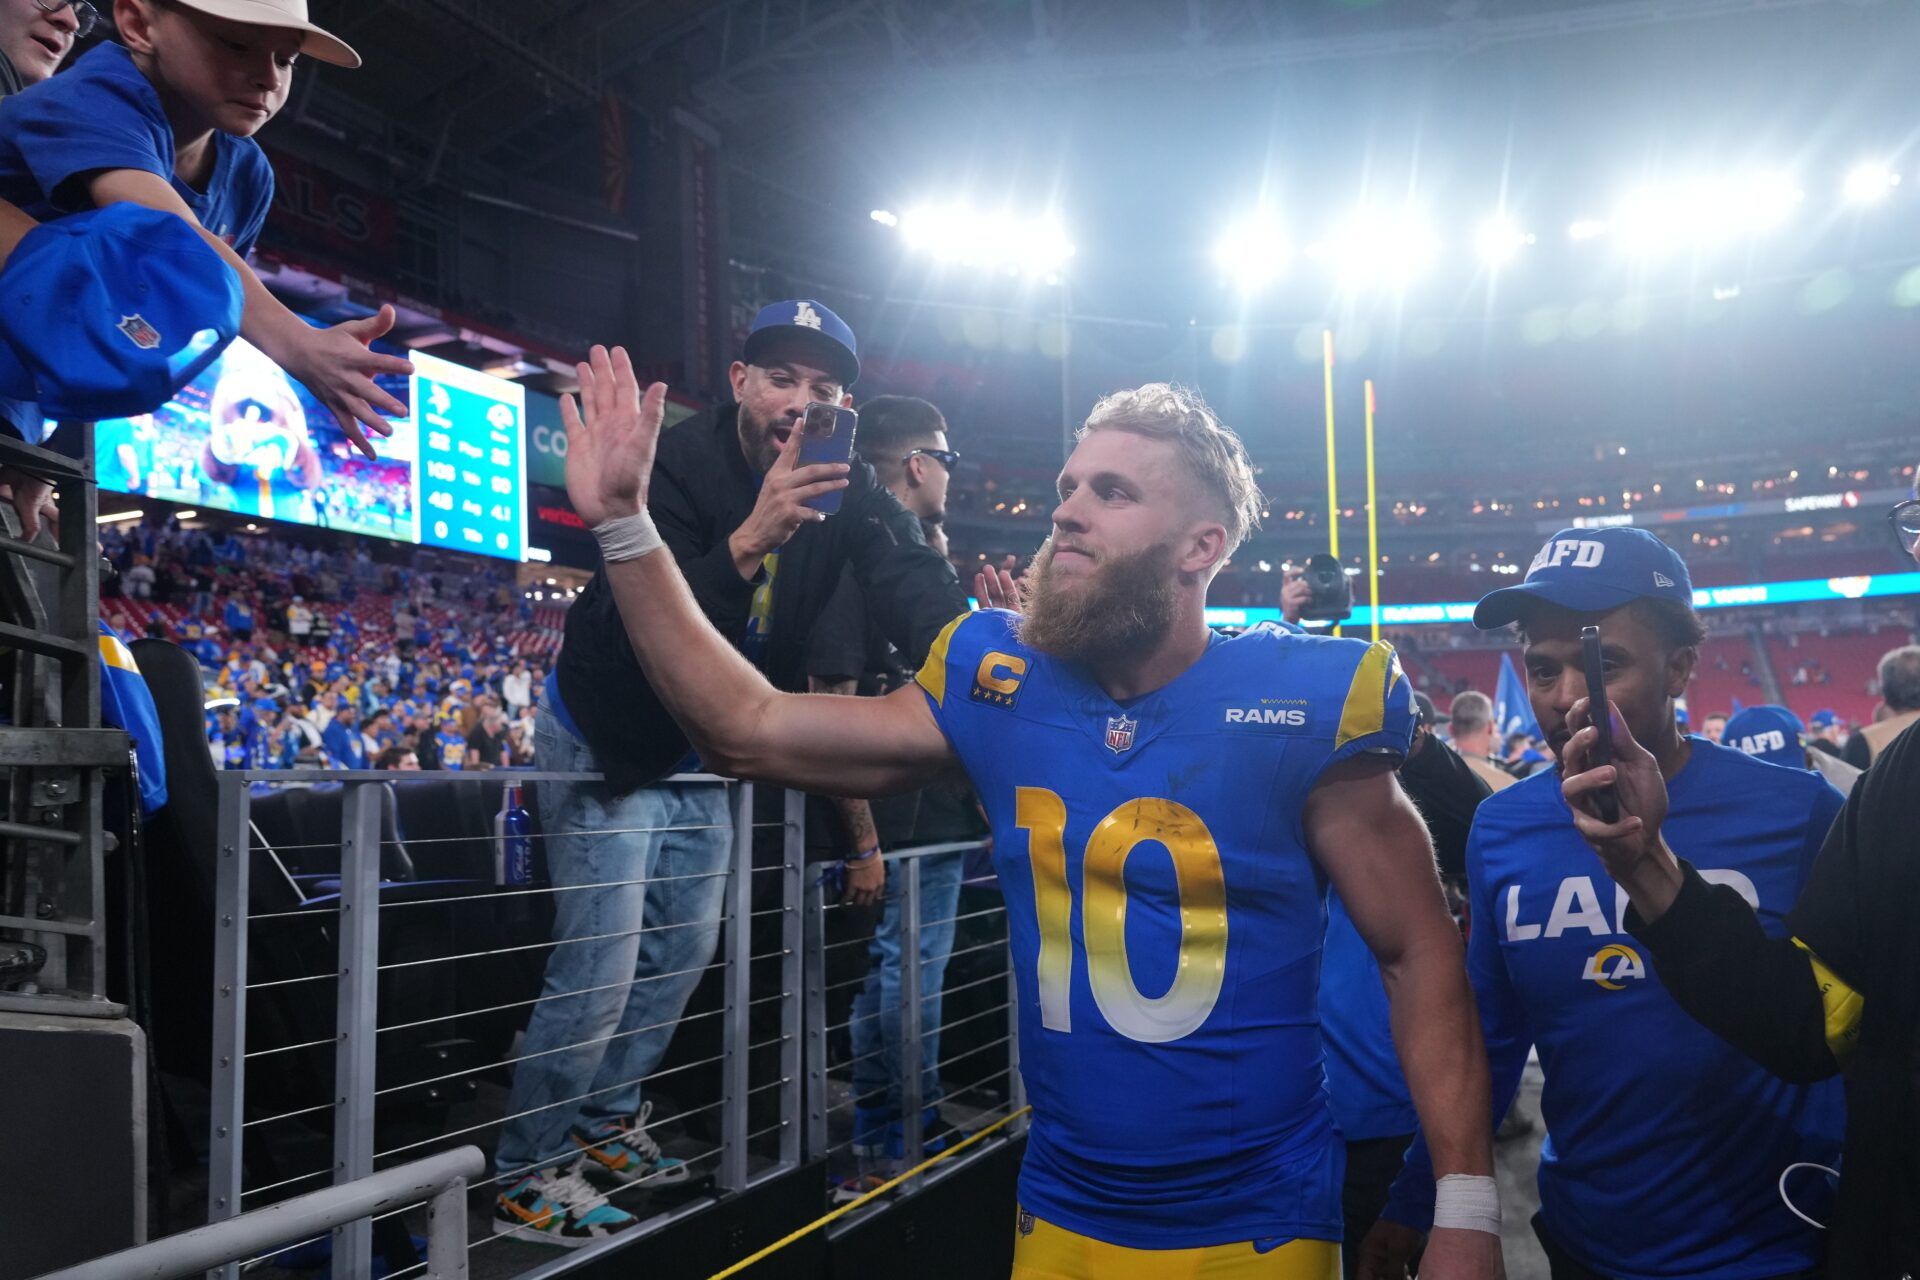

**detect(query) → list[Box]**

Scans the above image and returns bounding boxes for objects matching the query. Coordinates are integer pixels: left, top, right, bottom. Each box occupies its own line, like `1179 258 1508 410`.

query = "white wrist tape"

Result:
592 510 664 563
1432 1174 1500 1235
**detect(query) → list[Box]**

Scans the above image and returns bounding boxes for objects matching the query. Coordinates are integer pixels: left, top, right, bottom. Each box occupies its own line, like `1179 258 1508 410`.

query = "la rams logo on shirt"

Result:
1223 697 1312 731
1581 942 1646 990
971 649 1026 709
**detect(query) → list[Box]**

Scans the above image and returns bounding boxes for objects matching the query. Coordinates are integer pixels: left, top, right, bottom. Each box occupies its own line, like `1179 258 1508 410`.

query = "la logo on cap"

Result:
793 302 822 330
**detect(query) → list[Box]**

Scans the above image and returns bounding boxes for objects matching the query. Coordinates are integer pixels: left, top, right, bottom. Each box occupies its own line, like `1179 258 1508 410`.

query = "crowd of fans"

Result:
99 519 555 773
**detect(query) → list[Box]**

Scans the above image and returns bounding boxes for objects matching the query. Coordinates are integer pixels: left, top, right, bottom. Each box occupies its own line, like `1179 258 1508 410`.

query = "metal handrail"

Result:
32 1146 485 1280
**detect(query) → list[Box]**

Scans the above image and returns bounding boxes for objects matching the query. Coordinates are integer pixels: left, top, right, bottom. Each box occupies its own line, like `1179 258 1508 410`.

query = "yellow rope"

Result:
705 1106 1032 1280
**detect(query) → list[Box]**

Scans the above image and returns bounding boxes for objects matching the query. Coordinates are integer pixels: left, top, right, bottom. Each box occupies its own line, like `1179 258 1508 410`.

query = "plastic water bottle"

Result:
494 783 532 887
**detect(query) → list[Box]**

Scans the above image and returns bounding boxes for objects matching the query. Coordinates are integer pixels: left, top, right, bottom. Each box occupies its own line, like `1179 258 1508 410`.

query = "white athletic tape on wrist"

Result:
592 510 664 563
1432 1174 1500 1235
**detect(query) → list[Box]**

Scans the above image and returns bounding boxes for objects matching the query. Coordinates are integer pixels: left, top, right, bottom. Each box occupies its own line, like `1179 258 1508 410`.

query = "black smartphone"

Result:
1580 625 1620 823
797 401 858 514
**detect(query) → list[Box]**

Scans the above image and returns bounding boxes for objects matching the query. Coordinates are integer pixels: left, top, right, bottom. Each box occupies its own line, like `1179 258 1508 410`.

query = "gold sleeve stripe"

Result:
1335 640 1397 749
914 612 969 707
98 633 139 674
1792 937 1864 1063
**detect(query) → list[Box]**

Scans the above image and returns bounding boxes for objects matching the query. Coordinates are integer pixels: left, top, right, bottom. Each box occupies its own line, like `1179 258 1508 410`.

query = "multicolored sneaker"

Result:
571 1101 690 1186
492 1159 637 1248
830 1171 890 1206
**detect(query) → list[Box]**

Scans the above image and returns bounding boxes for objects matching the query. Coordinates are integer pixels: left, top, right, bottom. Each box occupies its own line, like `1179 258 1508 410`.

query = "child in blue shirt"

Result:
0 0 409 454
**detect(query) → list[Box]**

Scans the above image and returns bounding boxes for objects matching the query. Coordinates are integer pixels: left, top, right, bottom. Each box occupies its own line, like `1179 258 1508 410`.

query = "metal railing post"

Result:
779 788 804 1172
207 771 252 1280
423 1174 470 1280
801 848 828 1163
331 781 383 1278
899 853 924 1180
718 780 753 1192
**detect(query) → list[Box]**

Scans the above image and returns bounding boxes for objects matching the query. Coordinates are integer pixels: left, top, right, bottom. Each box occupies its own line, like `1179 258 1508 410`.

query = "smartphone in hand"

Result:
797 401 858 514
1580 625 1621 823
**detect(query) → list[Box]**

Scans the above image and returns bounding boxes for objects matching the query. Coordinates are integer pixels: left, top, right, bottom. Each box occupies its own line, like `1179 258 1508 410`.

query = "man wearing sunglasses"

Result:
1562 483 1920 1277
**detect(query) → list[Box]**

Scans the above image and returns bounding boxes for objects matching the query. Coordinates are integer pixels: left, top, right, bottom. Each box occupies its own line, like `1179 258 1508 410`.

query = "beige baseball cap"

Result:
169 0 360 68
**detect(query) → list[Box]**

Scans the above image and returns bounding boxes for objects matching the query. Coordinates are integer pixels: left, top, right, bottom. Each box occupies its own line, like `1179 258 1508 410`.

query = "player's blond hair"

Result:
1078 383 1264 557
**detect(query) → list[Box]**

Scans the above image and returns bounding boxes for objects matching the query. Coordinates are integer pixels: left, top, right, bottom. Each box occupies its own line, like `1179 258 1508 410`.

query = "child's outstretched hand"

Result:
276 304 415 459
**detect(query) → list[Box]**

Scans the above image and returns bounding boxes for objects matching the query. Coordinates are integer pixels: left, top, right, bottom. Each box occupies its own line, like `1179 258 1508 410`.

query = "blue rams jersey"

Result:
914 609 1416 1248
1320 891 1416 1142
1387 739 1845 1279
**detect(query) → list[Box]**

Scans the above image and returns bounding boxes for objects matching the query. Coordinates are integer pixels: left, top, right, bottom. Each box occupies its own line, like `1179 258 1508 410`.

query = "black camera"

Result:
1301 553 1353 622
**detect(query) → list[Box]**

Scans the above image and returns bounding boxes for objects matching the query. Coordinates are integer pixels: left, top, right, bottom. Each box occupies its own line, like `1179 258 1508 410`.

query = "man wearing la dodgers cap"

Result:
498 301 965 1244
1367 524 1846 1279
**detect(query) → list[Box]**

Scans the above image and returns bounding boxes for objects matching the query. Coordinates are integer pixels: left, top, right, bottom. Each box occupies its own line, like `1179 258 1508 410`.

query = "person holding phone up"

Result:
1361 526 1845 1280
496 301 966 1246
1559 487 1920 1279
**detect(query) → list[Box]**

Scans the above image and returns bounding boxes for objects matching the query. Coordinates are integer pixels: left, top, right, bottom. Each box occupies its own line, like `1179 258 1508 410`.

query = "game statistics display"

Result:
88 336 531 563
410 350 528 561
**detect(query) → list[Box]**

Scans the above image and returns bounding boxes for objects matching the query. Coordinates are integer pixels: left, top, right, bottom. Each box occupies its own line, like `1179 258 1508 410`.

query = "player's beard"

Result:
1016 535 1179 666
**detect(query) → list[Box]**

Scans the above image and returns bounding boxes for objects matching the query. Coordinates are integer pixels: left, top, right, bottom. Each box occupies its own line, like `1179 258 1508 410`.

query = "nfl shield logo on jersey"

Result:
116 314 162 350
1104 713 1137 754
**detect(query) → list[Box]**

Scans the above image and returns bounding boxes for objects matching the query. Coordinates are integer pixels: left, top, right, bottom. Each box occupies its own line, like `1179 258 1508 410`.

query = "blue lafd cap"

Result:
1723 704 1806 769
740 298 859 388
1474 526 1695 630
0 204 242 420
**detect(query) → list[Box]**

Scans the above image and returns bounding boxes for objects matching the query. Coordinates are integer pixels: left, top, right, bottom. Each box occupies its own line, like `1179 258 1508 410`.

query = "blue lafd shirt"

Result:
0 43 274 254
1386 739 1845 1279
914 609 1417 1249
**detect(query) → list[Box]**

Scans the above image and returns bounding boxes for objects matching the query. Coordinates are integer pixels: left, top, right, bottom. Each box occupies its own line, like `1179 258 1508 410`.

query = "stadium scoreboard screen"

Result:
410 350 527 560
90 337 532 563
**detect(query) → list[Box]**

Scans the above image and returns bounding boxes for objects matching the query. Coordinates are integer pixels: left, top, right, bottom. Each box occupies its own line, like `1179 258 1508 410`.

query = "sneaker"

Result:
830 1171 889 1205
571 1101 690 1186
492 1159 637 1248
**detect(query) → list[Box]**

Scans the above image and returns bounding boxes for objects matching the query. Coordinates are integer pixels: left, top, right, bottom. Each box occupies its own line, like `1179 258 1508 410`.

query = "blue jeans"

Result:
849 851 966 1114
494 707 732 1176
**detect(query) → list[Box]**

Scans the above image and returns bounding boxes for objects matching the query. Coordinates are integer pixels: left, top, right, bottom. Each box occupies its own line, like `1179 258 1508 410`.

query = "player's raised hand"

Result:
561 344 667 529
974 557 1020 612
277 304 415 460
1561 696 1683 920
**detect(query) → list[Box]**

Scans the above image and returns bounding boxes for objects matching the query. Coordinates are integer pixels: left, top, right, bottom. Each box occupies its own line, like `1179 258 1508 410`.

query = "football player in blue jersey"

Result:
1363 527 1843 1280
558 345 1504 1279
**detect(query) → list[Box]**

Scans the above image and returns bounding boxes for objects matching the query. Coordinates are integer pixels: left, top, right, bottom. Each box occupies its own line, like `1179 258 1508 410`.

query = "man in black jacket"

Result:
1558 484 1920 1278
492 300 967 1246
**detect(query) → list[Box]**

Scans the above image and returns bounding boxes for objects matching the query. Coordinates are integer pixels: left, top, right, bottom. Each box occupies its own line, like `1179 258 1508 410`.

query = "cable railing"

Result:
169 768 1021 1280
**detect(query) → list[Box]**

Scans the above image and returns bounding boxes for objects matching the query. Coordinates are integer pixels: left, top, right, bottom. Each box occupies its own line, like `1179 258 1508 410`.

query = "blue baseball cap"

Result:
1474 526 1694 630
1809 708 1840 729
740 299 859 388
1723 705 1806 769
0 204 242 420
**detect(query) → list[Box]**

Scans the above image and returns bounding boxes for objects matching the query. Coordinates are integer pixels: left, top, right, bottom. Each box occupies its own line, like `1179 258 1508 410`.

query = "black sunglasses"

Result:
903 447 961 471
1891 497 1920 556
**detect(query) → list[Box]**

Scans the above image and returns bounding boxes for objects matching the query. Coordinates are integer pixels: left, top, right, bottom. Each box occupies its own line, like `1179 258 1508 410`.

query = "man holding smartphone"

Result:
1362 526 1844 1280
494 301 966 1246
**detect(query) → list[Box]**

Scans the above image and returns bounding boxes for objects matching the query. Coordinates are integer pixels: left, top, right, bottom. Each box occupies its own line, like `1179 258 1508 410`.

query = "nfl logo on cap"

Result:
1105 713 1137 754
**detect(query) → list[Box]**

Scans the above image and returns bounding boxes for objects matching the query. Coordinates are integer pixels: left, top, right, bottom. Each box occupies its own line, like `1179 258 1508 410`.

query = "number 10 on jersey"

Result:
1016 788 1229 1045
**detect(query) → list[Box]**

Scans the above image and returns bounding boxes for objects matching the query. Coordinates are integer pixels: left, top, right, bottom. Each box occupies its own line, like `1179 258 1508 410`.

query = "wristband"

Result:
1432 1174 1500 1235
592 509 664 563
845 846 881 864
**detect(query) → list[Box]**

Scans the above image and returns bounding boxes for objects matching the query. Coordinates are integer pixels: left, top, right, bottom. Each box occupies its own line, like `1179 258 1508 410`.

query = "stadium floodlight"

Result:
894 203 1075 277
869 208 899 226
1609 171 1804 254
1474 215 1534 269
1213 216 1293 290
1311 209 1439 291
1842 162 1900 204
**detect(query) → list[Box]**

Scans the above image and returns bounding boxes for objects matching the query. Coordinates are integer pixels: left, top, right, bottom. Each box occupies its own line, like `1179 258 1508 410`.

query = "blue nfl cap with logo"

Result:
1809 708 1840 731
1723 704 1807 769
1473 526 1695 630
0 204 242 420
740 299 859 388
